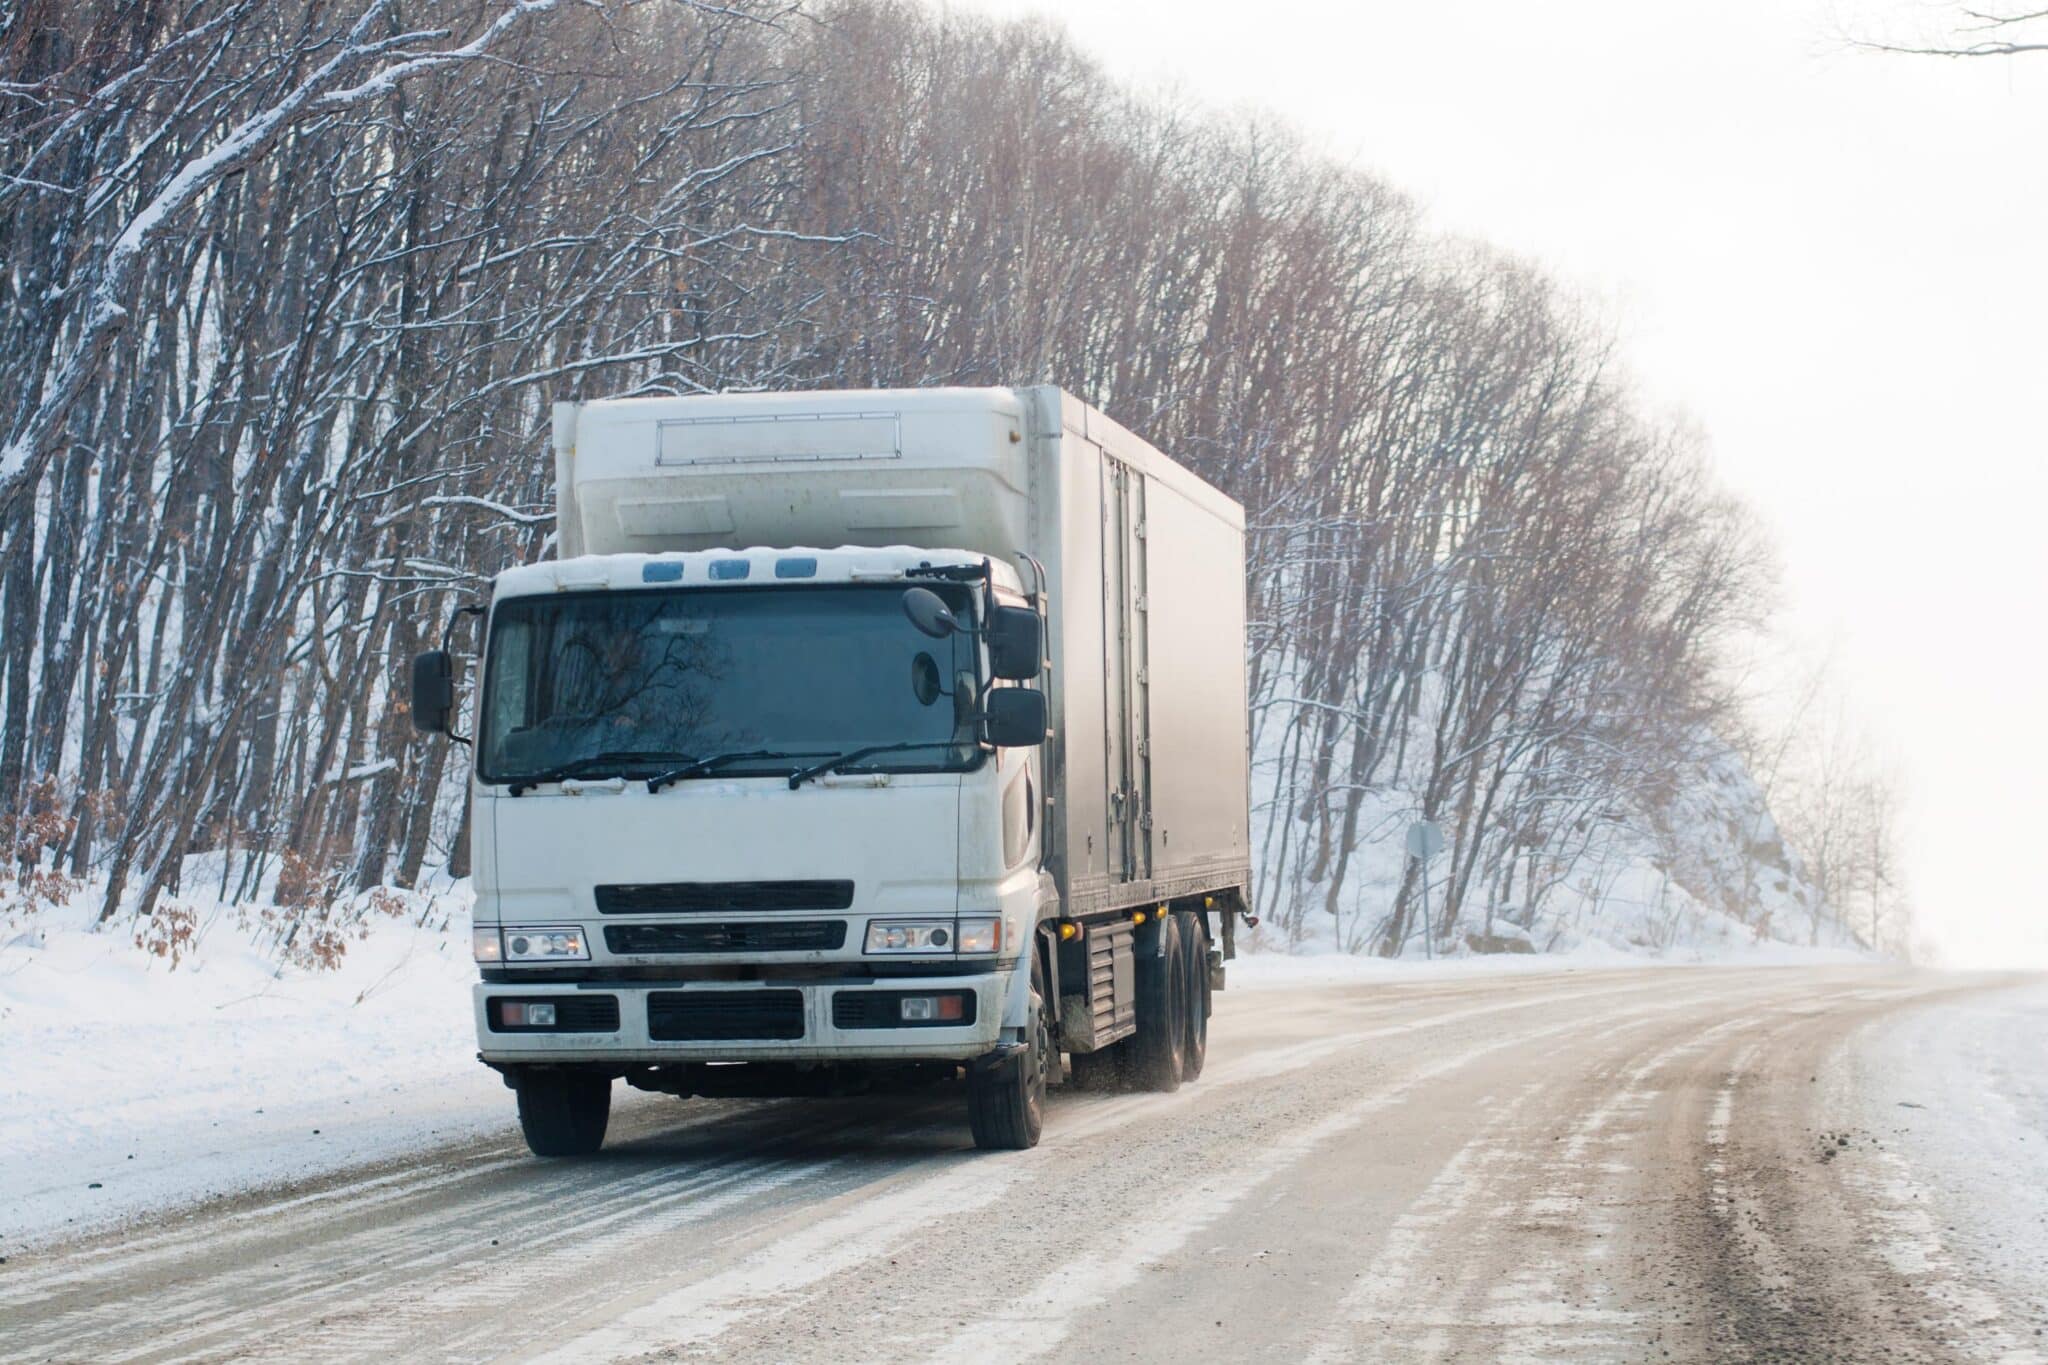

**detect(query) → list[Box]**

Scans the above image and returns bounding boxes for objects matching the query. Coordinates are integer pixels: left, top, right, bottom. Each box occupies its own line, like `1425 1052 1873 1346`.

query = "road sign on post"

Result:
1405 820 1444 862
1406 820 1444 959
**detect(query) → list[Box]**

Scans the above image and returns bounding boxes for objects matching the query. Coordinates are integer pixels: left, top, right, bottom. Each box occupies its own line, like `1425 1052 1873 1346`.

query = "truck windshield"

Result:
477 585 980 786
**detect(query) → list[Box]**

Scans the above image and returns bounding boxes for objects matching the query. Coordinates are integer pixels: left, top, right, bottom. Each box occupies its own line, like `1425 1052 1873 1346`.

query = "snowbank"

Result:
1848 981 2048 1315
0 886 500 1249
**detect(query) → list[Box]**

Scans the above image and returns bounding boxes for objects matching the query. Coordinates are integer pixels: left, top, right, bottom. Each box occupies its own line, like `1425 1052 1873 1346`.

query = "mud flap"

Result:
999 944 1037 1031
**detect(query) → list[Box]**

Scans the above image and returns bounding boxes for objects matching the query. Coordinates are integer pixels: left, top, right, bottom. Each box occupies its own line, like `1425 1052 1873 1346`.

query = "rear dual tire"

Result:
1179 910 1210 1082
1130 914 1190 1091
1092 910 1208 1094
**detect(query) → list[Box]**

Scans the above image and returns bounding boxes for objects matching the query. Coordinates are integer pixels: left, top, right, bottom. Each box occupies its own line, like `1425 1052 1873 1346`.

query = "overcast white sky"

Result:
958 0 2048 966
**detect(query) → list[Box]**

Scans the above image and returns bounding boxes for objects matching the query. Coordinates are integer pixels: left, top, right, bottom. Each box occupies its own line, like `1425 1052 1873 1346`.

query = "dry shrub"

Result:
134 900 199 966
274 847 343 913
265 851 417 971
0 777 97 921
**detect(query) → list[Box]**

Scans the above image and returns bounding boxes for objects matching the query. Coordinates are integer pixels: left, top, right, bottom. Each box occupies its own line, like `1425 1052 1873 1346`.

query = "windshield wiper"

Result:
645 749 826 794
786 741 962 790
504 750 696 797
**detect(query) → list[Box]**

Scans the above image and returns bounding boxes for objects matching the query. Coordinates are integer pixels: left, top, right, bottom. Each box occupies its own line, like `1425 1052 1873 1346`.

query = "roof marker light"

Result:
642 562 684 583
709 559 751 581
775 556 818 579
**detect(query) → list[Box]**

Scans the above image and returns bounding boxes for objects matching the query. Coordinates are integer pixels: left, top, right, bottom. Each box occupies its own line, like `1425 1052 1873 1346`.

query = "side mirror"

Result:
902 587 959 639
982 687 1048 748
411 650 455 734
988 605 1043 680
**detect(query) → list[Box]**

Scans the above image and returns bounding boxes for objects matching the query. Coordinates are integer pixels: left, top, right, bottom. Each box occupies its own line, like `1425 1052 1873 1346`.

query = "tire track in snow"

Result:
512 978 1698 1364
916 985 1783 1365
1293 985 1815 1363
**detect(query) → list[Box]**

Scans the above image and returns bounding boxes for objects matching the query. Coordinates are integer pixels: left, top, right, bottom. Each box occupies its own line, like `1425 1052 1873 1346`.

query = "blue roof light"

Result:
774 556 818 579
708 559 751 581
642 562 684 583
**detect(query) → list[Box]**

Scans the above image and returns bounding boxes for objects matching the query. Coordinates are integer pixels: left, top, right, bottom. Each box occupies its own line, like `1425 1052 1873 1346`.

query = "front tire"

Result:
516 1070 611 1157
969 956 1049 1149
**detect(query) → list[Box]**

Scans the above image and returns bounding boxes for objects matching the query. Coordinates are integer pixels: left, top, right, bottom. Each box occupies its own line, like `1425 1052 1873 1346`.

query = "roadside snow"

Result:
0 891 501 1250
1851 981 2048 1324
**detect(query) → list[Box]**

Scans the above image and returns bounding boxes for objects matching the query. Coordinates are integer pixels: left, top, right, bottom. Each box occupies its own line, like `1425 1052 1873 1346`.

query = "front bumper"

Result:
473 972 1007 1065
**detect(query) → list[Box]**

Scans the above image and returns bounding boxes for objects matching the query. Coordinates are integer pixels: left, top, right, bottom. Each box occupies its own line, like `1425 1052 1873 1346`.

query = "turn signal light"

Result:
1057 921 1079 941
955 916 1004 954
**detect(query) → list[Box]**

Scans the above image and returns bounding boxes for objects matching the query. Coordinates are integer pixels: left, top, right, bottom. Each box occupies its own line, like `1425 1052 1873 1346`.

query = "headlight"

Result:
865 921 953 954
955 916 1003 954
502 926 589 962
472 927 503 962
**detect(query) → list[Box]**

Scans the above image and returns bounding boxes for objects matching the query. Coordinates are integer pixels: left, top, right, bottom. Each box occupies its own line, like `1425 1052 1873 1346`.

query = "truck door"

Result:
1101 454 1152 886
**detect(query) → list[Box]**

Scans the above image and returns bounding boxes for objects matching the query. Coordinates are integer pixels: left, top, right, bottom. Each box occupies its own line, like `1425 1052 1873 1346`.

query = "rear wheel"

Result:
1130 913 1188 1092
1178 910 1209 1082
969 956 1048 1149
516 1070 611 1157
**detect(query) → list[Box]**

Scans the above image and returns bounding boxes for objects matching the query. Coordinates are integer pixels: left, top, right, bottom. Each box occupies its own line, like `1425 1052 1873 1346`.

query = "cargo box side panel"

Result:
1142 475 1252 897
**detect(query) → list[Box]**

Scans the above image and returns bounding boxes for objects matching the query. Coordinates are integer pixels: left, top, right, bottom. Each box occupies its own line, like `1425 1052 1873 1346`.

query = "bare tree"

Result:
0 0 1898 967
1853 5 2048 57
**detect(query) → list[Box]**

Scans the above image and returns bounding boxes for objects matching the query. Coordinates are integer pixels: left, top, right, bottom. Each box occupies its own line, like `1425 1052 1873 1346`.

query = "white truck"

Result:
411 386 1252 1153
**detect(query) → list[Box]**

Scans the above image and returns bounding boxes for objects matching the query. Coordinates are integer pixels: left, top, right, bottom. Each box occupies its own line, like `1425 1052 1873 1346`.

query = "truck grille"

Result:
485 995 621 1033
595 881 855 914
647 989 805 1041
604 921 847 954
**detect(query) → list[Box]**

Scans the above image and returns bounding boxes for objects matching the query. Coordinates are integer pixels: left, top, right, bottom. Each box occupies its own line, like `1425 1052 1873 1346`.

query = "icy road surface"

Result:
3 966 2043 1363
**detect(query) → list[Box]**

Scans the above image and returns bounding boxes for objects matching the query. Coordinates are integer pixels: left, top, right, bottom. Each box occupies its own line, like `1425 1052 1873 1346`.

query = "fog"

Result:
960 0 2048 966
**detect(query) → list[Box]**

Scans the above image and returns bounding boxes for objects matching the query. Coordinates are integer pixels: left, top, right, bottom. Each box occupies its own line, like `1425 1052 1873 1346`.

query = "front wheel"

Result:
516 1070 611 1157
969 956 1049 1149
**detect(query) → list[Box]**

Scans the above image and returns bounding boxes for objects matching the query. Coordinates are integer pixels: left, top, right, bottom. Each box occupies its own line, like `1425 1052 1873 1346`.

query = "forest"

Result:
0 0 1908 958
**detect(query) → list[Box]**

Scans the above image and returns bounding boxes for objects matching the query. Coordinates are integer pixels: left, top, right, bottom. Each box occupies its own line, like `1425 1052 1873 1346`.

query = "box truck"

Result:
411 386 1251 1153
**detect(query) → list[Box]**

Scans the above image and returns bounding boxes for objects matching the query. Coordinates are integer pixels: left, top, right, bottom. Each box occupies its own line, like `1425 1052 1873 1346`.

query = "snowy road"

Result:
3 966 2043 1363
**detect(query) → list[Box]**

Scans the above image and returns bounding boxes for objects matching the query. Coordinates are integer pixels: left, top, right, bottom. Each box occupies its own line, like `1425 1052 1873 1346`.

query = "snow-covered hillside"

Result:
1246 723 1857 961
